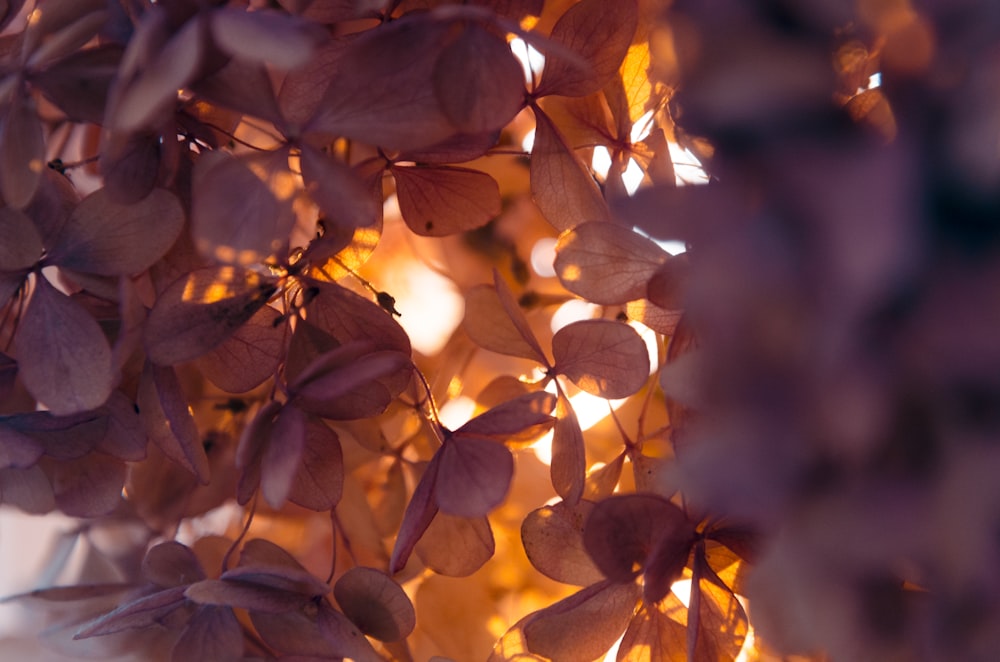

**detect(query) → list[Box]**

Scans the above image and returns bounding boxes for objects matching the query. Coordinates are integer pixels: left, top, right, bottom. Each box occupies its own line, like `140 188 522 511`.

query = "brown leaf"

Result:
435 435 513 517
46 188 184 276
142 541 206 588
582 493 692 587
551 393 586 504
392 164 501 237
415 512 495 577
74 586 188 638
0 92 44 209
144 266 278 365
137 362 210 484
300 144 379 231
108 11 204 133
210 8 327 71
194 303 284 393
521 500 605 586
0 207 42 271
306 14 456 151
0 465 55 514
191 150 296 265
99 131 162 205
531 107 609 231
535 0 638 98
554 221 669 305
32 44 122 124
463 283 547 363
553 319 649 399
260 404 306 509
433 24 525 133
389 455 441 574
172 605 242 662
287 416 344 511
334 567 415 642
523 579 641 661
14 276 114 415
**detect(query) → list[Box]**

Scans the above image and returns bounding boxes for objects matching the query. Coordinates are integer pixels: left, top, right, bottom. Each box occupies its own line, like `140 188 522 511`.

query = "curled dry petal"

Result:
530 107 609 232
333 566 415 642
523 579 641 661
554 221 669 305
46 188 184 276
552 319 650 399
392 164 501 237
534 0 638 98
14 276 114 415
210 8 327 71
144 266 278 365
432 24 525 133
0 92 44 210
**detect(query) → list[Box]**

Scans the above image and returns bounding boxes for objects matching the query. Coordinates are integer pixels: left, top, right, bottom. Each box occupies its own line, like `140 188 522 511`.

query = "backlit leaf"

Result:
554 222 669 305
144 266 277 365
553 319 649 399
392 164 501 237
551 393 585 504
46 188 184 276
463 283 547 363
687 550 749 661
194 303 284 393
521 500 605 586
433 24 525 133
300 144 379 231
617 596 687 662
287 416 344 511
334 566 415 641
14 276 114 415
389 455 441 574
457 391 556 438
435 435 513 517
415 511 495 577
582 493 691 585
531 107 609 231
523 580 641 661
535 0 638 98
191 150 296 265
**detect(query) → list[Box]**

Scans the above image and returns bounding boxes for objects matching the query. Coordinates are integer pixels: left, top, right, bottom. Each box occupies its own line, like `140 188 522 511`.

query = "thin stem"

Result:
222 492 258 572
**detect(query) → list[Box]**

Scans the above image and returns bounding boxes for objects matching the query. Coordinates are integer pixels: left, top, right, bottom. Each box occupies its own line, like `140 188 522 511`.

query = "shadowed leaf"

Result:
334 566 415 642
415 512 495 577
210 8 327 70
14 276 114 415
0 207 43 270
0 92 44 209
288 416 344 511
436 435 513 517
522 500 605 586
172 605 242 662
